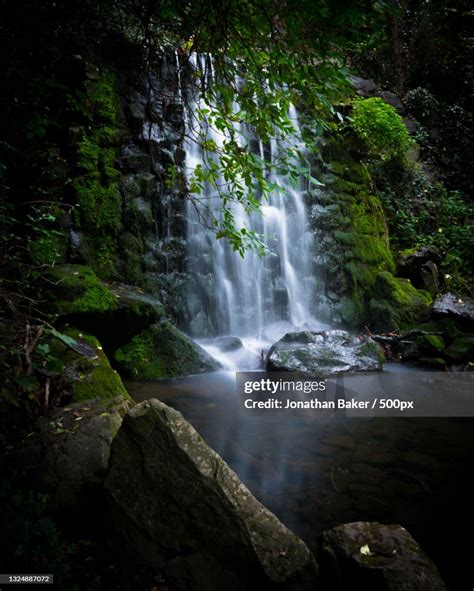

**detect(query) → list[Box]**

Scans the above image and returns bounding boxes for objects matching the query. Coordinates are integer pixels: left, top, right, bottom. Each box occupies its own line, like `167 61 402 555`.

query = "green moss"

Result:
359 340 386 364
49 264 118 315
445 335 474 361
48 328 129 403
420 334 445 353
115 320 220 379
30 231 67 266
73 70 121 278
340 295 364 326
351 97 414 161
369 271 432 331
316 132 406 329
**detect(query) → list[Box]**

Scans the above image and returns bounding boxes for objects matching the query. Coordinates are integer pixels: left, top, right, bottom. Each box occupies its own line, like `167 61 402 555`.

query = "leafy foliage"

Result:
350 97 413 161
372 161 474 292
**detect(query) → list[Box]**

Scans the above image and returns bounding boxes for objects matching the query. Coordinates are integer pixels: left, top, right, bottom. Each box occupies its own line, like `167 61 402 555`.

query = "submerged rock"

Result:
37 396 132 512
265 330 384 374
105 399 318 591
213 336 244 352
318 521 447 590
115 320 221 379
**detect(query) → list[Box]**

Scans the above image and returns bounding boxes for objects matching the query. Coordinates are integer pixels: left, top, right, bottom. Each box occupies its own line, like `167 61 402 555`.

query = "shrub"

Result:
351 97 413 160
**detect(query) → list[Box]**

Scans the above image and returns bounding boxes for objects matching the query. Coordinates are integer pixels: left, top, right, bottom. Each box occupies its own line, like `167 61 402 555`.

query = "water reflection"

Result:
126 371 474 590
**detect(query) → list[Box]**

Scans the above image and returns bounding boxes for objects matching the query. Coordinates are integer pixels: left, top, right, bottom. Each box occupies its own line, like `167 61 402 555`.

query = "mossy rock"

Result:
313 132 398 328
369 271 432 332
445 335 474 362
47 264 164 352
409 318 462 341
49 264 119 315
417 334 445 354
48 328 130 403
115 320 221 379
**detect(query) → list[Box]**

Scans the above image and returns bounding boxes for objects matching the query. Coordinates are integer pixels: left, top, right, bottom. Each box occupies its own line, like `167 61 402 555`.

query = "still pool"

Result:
125 369 474 590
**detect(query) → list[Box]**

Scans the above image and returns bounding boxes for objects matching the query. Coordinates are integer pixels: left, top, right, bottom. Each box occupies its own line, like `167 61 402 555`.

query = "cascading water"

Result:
180 54 323 350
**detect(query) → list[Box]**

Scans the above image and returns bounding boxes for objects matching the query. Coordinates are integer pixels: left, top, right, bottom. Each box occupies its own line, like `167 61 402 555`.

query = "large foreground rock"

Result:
318 522 446 590
37 396 133 511
105 399 318 591
265 330 383 374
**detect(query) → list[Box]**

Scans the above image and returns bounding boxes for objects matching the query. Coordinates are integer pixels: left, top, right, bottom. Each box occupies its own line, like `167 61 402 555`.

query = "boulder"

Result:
47 264 164 351
265 330 384 374
47 328 130 403
349 76 377 97
114 320 221 379
378 90 405 114
433 293 474 329
37 396 132 512
318 522 446 591
214 336 244 352
397 247 441 295
105 399 318 591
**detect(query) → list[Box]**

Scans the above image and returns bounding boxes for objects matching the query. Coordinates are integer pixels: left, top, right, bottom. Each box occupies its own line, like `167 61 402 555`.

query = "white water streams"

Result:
181 54 321 343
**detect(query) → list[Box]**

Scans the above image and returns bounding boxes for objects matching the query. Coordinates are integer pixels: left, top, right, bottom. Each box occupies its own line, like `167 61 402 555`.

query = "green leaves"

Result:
351 97 414 161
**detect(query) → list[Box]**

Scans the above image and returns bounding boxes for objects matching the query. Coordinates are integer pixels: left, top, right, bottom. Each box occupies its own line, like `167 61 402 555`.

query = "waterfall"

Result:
180 54 318 339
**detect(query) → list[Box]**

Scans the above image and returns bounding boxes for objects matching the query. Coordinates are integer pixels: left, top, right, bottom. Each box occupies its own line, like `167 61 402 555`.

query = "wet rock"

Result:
318 521 447 590
37 396 132 512
105 399 318 591
265 330 384 375
349 76 377 96
115 320 221 379
214 336 244 352
397 247 441 295
403 116 418 135
433 293 474 328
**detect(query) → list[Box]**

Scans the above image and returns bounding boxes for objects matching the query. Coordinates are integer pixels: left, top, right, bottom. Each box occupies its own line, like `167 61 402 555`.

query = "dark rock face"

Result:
37 396 133 512
378 90 404 114
349 76 377 96
318 521 447 591
433 293 474 328
105 399 318 591
265 330 384 374
397 247 441 295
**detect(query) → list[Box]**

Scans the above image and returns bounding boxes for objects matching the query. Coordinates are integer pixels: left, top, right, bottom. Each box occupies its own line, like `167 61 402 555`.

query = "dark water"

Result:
126 370 474 590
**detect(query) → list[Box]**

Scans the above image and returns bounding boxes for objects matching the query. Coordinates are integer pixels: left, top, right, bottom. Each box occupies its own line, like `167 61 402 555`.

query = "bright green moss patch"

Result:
49 264 118 315
351 97 414 161
115 320 220 379
369 271 432 331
